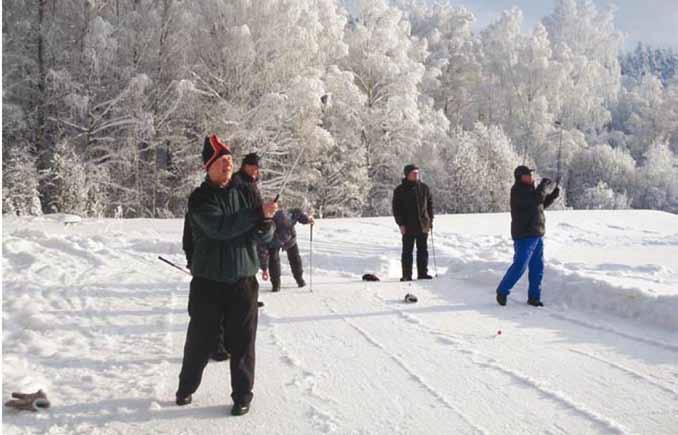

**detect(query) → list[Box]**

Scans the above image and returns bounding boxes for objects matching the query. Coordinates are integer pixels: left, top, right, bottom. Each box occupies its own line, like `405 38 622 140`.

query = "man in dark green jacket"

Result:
176 134 277 417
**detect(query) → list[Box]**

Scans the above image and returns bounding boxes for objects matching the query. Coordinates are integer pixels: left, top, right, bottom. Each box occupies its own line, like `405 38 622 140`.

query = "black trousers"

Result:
402 233 429 279
268 243 304 289
177 276 259 405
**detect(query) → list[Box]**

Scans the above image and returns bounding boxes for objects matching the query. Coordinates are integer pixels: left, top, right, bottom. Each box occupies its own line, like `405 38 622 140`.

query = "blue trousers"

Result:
497 237 544 301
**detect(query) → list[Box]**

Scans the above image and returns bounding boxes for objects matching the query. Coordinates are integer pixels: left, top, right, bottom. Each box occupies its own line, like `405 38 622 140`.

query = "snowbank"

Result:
445 255 678 330
430 210 678 330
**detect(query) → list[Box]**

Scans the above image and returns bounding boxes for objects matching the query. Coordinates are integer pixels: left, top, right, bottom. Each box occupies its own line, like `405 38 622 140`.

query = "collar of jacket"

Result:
401 178 418 186
514 181 535 190
204 176 234 190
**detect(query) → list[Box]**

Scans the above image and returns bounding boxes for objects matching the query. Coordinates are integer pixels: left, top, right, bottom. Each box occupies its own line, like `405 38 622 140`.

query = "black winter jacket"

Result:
183 170 263 268
392 180 433 235
184 178 274 283
510 181 559 240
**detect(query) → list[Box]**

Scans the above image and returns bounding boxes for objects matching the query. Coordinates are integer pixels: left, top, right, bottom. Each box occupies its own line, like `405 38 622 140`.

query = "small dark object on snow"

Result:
257 301 264 308
497 330 502 335
5 390 50 412
210 351 230 362
231 402 250 416
404 293 418 303
362 274 380 282
496 293 507 306
176 394 192 406
527 299 544 307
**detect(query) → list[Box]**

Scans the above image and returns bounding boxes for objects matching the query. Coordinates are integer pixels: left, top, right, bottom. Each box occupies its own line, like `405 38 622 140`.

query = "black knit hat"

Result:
403 164 419 177
202 134 232 170
242 152 261 168
514 165 534 180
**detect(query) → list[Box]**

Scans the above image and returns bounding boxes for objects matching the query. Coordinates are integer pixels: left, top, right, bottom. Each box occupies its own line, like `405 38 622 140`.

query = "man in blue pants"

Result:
496 166 560 307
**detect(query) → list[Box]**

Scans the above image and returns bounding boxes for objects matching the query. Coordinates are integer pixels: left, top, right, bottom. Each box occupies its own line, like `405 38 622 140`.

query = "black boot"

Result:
496 292 507 306
401 255 413 283
297 279 306 288
176 394 192 406
231 402 250 416
527 298 544 307
418 274 433 280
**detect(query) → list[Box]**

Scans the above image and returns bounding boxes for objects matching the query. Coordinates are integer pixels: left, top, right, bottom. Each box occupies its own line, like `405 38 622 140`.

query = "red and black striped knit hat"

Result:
202 134 232 170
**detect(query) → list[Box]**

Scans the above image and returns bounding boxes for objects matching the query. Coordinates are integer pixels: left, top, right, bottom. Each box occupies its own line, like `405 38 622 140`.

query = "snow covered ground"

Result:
3 210 678 434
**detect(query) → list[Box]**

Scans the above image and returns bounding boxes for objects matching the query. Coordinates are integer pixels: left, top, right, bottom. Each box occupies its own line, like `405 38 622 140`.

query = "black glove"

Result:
255 219 274 235
551 186 560 198
539 178 553 187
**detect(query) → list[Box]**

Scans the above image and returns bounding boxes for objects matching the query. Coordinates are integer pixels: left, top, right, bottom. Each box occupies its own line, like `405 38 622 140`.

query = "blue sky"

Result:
456 0 678 49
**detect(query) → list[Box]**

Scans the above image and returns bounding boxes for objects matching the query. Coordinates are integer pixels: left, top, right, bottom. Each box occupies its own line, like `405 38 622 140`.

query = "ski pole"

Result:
431 229 438 277
158 256 192 276
274 148 306 203
310 223 314 292
555 120 563 187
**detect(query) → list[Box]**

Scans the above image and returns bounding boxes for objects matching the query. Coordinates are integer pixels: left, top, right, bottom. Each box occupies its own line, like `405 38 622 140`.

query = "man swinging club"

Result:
496 165 560 307
176 134 278 416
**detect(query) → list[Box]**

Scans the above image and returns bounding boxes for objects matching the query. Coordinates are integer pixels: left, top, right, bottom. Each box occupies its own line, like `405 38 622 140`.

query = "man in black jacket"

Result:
176 134 277 416
496 165 560 307
392 164 434 281
183 152 265 362
232 152 263 206
211 152 264 361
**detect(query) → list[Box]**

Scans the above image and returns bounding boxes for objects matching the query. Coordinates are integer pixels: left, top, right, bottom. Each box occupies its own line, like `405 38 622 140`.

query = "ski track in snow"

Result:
468 357 629 435
321 298 490 435
369 292 631 435
568 349 678 398
261 315 341 433
546 311 678 353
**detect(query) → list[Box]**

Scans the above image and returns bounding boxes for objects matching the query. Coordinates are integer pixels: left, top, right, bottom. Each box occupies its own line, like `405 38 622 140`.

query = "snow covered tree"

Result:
543 0 623 136
567 144 636 209
2 145 43 216
1 0 674 217
577 181 630 210
426 123 521 213
395 1 480 129
633 142 678 213
621 43 678 85
473 123 524 212
183 0 351 212
47 141 88 215
343 0 427 216
480 10 561 171
312 66 371 217
431 128 481 213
